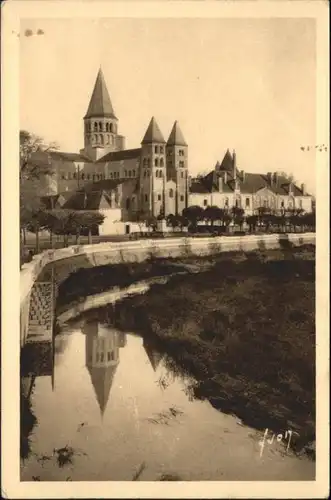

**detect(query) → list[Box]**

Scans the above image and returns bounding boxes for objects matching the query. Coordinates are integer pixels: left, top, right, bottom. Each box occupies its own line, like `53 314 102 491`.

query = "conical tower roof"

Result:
220 149 233 171
87 364 118 416
166 121 187 146
143 338 163 372
141 117 166 144
84 68 117 120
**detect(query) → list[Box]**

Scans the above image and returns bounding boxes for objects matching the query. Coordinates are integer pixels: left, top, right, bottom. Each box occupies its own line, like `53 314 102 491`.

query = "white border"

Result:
1 1 329 498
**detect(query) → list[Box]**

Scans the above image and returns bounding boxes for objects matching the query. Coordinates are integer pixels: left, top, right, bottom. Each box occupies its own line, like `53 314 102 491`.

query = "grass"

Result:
97 244 315 457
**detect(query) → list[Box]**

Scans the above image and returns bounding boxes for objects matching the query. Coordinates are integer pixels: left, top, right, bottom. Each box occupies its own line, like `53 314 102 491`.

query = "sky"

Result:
20 17 317 192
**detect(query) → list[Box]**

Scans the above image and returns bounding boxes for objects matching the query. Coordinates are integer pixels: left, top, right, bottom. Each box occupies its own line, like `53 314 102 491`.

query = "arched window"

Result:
93 134 98 143
124 170 127 177
159 170 163 177
155 158 159 167
106 123 109 132
100 135 104 145
99 122 102 131
128 170 131 177
160 158 164 167
94 122 98 131
169 188 174 198
110 123 114 133
155 170 159 178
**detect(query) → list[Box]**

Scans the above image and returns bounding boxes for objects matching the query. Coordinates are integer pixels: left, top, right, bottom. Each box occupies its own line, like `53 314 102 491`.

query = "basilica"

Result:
28 67 313 231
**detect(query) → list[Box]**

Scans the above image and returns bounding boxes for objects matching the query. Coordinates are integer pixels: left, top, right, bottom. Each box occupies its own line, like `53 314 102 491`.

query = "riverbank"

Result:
77 244 315 458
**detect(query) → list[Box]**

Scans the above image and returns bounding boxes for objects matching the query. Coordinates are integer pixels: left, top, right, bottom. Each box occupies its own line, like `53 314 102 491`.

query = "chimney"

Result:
224 171 228 184
301 183 306 195
267 172 272 184
233 149 237 179
218 176 223 193
273 172 278 185
241 169 245 182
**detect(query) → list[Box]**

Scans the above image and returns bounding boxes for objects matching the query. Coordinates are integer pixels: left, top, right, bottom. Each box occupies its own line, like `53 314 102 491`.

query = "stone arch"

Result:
106 123 109 132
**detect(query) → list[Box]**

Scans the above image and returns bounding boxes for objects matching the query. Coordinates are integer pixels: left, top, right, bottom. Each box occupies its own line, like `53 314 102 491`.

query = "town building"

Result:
25 67 313 232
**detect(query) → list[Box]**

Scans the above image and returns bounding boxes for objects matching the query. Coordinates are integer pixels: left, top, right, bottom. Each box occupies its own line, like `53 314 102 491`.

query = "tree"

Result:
246 215 258 233
166 214 188 232
20 130 58 257
144 215 158 232
80 211 105 244
166 214 177 230
278 171 296 184
20 130 58 181
204 205 223 227
182 205 204 230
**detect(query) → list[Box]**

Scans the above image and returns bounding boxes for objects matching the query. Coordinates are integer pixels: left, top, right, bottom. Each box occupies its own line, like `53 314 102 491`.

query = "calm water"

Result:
21 313 315 481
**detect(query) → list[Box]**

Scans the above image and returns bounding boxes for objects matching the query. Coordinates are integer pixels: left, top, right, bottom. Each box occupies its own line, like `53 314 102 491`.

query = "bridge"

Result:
20 232 316 348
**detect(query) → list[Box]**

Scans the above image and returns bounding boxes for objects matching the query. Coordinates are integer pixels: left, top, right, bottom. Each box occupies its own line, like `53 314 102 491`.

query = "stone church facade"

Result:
27 68 313 222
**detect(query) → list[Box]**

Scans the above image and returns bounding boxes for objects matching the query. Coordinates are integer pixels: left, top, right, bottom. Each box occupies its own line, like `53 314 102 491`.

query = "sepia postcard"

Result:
1 0 329 498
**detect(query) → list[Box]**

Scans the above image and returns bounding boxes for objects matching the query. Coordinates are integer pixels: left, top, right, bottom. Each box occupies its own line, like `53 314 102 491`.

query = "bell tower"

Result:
81 67 125 161
166 121 188 215
139 117 166 218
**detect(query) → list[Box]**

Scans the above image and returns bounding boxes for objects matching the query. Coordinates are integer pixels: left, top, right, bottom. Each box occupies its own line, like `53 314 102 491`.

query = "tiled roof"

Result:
40 194 61 209
191 168 308 197
97 148 141 163
167 121 187 146
84 68 117 120
141 117 166 144
49 151 93 163
189 180 210 194
62 190 114 210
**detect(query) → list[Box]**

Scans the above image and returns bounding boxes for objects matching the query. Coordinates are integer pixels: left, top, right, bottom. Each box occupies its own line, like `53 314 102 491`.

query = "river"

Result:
20 306 314 481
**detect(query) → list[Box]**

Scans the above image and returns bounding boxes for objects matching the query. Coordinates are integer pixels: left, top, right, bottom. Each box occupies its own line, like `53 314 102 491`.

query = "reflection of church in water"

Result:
82 321 165 416
82 321 127 417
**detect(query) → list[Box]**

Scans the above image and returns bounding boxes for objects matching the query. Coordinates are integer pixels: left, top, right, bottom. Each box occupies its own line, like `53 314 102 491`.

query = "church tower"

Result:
166 121 188 215
139 117 166 218
81 68 125 161
83 320 126 418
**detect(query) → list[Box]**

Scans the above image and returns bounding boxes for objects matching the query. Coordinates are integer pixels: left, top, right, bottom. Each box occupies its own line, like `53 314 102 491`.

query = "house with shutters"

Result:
189 149 313 215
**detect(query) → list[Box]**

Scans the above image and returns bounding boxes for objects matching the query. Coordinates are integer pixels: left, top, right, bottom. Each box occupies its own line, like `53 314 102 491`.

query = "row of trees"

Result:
164 205 315 233
21 208 105 253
